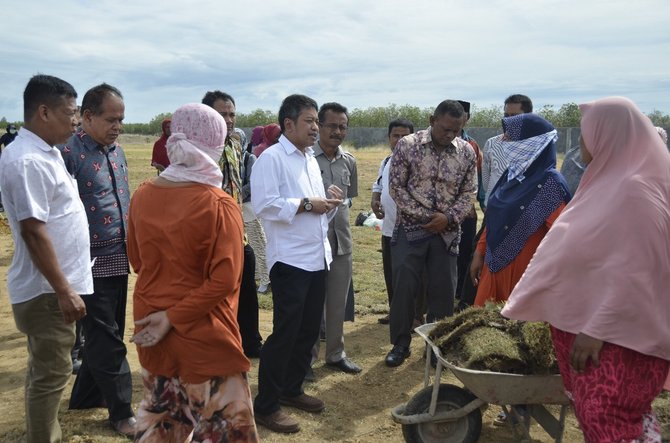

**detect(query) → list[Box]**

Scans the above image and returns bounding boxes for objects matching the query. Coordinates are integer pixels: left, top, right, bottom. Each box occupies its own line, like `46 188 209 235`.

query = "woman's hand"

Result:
131 311 172 347
469 252 484 286
570 332 603 373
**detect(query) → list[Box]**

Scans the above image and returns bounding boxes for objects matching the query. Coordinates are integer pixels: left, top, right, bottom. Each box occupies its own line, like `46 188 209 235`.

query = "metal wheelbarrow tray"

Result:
391 323 571 443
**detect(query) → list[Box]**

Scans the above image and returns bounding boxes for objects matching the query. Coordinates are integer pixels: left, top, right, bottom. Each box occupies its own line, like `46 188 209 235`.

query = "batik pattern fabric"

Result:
135 369 258 443
388 128 477 255
219 137 243 206
551 327 667 443
59 129 130 277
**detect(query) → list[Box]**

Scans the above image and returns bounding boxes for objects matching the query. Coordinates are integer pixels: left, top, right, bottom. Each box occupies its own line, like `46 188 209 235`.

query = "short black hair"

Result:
278 94 318 132
23 74 77 121
318 102 348 123
81 83 123 116
504 94 533 113
202 90 236 108
433 100 465 119
388 118 414 136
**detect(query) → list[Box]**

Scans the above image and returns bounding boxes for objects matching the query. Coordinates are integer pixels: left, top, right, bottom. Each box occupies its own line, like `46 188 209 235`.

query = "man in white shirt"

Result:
481 94 533 206
250 94 342 434
0 74 92 443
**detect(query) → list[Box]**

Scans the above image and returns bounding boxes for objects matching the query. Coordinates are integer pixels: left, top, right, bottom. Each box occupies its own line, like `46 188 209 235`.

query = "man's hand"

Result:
469 252 484 287
309 197 344 214
570 332 603 373
327 184 344 200
422 212 450 233
20 217 88 324
131 311 172 347
56 289 86 323
371 195 384 219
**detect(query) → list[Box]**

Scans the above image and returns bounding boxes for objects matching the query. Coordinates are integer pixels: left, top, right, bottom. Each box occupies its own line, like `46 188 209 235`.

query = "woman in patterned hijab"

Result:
471 113 571 306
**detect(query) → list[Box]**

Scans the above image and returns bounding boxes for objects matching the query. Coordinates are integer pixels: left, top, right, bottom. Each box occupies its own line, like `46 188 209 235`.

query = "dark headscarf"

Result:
485 114 571 272
151 118 172 168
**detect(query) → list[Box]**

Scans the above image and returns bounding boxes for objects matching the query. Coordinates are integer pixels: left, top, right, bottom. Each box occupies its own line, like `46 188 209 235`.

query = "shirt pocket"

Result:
340 170 351 186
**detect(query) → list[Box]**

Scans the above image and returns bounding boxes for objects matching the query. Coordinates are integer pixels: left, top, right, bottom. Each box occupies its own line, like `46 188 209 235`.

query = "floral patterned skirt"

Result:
135 368 258 443
551 327 668 443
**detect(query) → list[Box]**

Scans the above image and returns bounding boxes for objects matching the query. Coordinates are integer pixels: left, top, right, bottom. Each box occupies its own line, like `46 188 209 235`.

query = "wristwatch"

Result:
303 198 313 212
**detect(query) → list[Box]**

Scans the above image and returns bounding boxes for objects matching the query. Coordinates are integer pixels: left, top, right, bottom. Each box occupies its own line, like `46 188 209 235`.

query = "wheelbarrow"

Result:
391 323 571 443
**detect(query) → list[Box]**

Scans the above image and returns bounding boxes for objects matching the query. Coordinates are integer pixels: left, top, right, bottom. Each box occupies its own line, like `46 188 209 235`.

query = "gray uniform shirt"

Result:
313 141 358 256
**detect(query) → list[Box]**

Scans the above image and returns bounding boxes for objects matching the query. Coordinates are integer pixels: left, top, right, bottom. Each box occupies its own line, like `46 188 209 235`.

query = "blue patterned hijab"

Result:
485 114 571 272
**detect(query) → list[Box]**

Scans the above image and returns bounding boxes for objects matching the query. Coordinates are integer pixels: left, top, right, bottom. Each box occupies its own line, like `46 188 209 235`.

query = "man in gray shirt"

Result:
312 102 361 374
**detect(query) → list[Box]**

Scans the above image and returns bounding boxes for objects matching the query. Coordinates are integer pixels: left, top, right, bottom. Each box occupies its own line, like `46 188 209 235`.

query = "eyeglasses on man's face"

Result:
320 123 348 132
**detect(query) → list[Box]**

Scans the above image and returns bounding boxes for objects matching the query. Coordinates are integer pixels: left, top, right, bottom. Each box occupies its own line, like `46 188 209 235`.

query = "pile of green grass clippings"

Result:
428 304 559 375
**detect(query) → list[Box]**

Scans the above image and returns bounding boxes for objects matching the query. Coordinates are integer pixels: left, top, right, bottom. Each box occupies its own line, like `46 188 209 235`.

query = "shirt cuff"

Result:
280 197 302 223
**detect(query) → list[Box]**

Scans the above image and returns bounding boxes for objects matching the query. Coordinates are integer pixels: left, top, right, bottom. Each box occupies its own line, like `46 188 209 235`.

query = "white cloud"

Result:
1 0 668 122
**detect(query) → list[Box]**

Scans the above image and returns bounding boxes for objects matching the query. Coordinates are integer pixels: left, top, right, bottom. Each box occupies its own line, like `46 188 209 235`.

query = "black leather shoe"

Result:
385 345 411 367
326 357 362 374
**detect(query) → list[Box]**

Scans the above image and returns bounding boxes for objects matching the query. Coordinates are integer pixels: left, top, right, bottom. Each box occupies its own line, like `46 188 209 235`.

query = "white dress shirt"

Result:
250 135 333 272
0 128 93 304
379 155 397 238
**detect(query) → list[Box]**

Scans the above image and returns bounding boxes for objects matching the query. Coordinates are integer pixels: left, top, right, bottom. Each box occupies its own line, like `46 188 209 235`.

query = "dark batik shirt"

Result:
389 128 477 255
59 130 130 277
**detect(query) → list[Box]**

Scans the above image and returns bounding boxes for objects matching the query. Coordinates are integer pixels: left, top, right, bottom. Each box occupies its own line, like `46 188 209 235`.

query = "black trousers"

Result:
381 235 394 306
238 244 262 355
458 215 487 308
390 229 457 347
456 215 477 299
254 262 326 415
69 275 133 422
384 233 427 321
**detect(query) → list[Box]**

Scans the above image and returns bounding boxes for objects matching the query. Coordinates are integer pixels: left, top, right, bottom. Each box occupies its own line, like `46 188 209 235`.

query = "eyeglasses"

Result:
320 123 348 132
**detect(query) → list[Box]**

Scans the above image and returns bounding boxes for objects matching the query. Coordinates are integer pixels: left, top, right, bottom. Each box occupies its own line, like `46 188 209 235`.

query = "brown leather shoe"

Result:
110 416 136 439
255 409 300 433
279 393 325 413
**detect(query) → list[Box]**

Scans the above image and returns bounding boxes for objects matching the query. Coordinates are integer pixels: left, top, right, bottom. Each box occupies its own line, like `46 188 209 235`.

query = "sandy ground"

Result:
0 214 591 443
2 218 670 443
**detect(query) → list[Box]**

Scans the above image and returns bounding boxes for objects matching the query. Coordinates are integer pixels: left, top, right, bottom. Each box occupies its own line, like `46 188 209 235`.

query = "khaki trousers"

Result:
13 293 75 443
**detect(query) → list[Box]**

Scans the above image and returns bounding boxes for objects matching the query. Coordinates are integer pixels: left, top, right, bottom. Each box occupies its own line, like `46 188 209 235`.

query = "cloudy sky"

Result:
2 0 668 123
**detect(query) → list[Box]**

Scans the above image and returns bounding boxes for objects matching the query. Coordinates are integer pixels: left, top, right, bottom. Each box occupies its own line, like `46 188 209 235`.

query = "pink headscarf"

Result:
502 97 670 362
160 103 227 188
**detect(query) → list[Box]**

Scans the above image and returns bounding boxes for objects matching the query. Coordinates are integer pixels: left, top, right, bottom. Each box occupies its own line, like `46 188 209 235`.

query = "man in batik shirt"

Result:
385 99 477 367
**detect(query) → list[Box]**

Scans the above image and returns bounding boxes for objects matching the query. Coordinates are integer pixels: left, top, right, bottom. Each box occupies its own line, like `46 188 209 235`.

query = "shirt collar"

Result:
17 127 58 152
312 140 342 160
76 129 117 153
278 134 315 157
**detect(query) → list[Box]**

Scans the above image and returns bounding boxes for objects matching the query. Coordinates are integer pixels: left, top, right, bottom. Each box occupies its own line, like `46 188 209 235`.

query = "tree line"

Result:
3 104 669 136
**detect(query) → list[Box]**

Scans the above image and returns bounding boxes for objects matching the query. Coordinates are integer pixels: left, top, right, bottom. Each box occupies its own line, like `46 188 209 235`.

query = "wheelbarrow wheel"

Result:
402 383 482 443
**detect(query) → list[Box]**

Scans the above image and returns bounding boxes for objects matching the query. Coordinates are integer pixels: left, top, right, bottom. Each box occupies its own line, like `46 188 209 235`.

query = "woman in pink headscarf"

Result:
128 103 258 442
502 97 670 442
